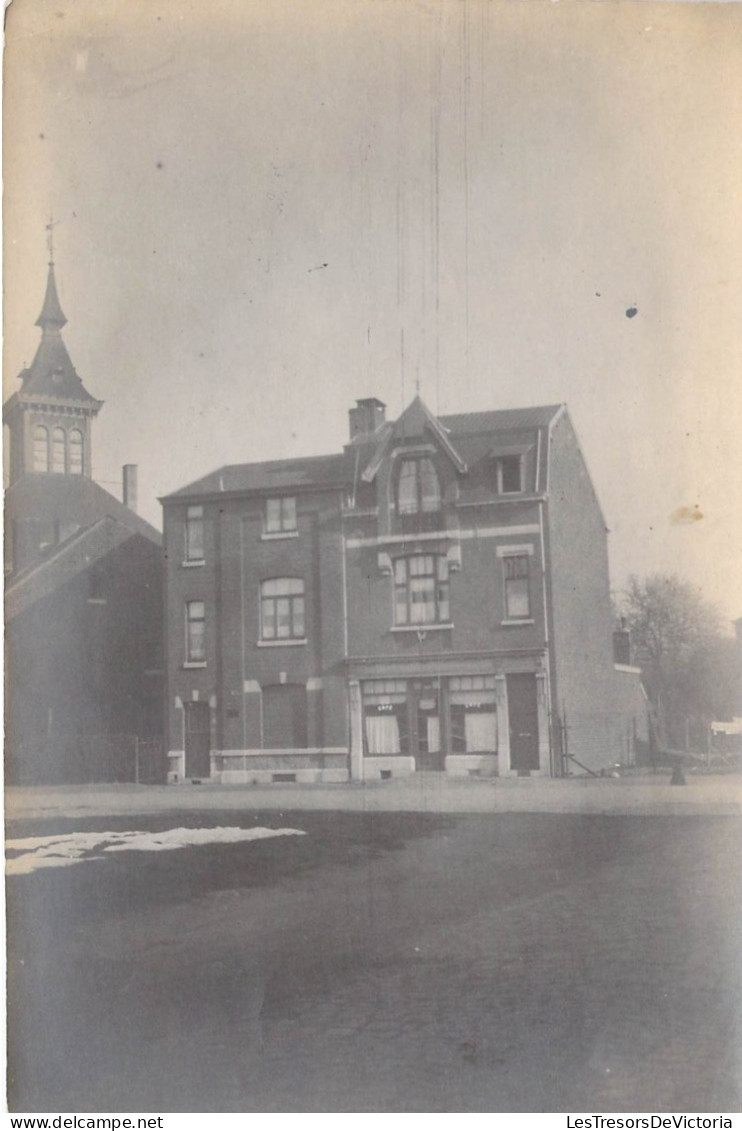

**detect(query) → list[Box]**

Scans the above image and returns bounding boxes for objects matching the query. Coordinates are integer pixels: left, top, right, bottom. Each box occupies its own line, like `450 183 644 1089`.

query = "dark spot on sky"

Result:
39 133 46 140
625 306 638 319
595 292 601 297
156 162 164 170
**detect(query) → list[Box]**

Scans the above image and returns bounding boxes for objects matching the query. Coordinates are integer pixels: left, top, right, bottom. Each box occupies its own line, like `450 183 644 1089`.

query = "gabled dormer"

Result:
4 260 103 484
359 395 467 537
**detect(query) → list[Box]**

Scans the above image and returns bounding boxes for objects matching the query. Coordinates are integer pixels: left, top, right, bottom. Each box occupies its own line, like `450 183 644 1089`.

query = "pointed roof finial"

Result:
36 219 67 330
45 213 59 264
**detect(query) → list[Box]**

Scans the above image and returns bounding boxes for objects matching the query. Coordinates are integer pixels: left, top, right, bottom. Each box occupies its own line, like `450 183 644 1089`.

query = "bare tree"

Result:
620 574 737 750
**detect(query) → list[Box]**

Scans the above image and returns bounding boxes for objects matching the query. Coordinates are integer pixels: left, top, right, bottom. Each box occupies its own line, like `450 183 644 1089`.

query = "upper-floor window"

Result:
265 497 297 534
185 505 204 561
185 600 206 662
503 554 530 619
397 458 441 515
260 577 305 640
394 554 450 626
69 429 84 475
495 455 523 494
51 428 66 474
33 426 49 472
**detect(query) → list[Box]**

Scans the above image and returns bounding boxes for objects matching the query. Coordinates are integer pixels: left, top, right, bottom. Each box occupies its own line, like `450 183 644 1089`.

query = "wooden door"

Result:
507 674 540 773
184 700 211 778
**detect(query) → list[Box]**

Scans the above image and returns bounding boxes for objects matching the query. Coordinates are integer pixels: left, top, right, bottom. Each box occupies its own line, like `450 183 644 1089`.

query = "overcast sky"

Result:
4 0 741 621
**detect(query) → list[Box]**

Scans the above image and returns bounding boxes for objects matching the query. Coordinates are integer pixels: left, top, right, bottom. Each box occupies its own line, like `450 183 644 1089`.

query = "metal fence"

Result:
7 733 166 785
555 712 648 777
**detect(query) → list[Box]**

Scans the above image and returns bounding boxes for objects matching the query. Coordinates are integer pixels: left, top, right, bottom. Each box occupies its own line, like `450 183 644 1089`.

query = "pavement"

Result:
7 809 741 1112
5 770 742 823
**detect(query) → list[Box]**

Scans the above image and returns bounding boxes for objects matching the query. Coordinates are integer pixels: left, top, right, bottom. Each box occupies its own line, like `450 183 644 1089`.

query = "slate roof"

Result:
5 515 154 621
438 404 563 434
163 452 350 500
5 474 162 549
14 263 101 408
163 402 566 501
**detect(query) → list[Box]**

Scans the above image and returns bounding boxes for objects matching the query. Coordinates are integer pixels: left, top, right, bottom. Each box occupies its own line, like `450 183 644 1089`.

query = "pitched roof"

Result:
438 404 563 434
5 474 162 547
162 451 350 500
36 261 67 329
14 263 101 408
162 401 566 502
5 515 158 621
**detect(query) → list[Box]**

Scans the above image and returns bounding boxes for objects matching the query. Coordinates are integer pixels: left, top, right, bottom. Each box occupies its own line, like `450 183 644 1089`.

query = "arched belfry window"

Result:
396 457 441 515
69 429 84 475
51 427 66 474
33 426 49 472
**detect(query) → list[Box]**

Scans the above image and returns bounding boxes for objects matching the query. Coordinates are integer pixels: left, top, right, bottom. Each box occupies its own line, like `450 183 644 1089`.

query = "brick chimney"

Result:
123 464 138 513
348 397 386 442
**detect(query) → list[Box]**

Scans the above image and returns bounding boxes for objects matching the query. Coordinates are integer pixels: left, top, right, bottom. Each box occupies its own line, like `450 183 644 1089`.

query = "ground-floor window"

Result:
363 680 407 754
450 675 497 753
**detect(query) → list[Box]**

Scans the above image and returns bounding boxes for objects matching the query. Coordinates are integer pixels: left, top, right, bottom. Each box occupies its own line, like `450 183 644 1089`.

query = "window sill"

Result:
257 637 307 647
182 559 205 568
183 661 207 668
87 598 107 605
261 530 299 541
391 623 454 633
500 618 535 627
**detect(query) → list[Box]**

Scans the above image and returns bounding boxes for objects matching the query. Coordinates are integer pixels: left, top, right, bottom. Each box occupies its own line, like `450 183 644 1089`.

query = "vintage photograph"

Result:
3 0 741 1115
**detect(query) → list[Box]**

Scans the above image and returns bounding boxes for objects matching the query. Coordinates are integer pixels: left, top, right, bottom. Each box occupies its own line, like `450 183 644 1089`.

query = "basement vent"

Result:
273 772 297 783
380 769 392 780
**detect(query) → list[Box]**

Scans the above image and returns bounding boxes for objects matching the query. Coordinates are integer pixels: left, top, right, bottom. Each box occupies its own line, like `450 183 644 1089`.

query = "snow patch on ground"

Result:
6 826 306 875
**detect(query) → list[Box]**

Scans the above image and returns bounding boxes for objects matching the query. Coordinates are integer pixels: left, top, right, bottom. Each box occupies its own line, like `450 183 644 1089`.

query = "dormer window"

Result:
495 455 522 494
265 497 297 535
397 458 441 515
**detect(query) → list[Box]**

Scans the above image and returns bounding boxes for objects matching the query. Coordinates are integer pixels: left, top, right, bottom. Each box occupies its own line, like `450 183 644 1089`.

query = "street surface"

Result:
6 804 742 1112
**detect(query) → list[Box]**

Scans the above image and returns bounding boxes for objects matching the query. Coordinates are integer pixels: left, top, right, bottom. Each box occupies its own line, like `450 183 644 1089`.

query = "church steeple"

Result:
4 254 102 484
35 260 67 330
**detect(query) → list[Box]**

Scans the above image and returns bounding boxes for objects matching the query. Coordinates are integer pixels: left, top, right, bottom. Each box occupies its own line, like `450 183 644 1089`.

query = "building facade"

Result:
162 395 646 783
4 262 164 783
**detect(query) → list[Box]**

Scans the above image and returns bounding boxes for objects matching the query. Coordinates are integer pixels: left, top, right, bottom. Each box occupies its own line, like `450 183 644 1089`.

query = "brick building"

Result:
162 395 646 782
4 261 164 783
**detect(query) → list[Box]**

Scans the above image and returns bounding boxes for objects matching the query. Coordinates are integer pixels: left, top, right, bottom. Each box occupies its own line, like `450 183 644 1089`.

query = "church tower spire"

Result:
4 251 103 484
36 259 68 330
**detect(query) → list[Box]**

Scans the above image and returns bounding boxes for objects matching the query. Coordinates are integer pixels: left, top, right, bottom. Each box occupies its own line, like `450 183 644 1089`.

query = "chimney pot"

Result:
123 464 138 513
348 397 386 441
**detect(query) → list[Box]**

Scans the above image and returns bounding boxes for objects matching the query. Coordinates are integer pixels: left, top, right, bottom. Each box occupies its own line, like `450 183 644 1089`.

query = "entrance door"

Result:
410 681 444 771
262 684 307 749
506 673 540 773
184 700 211 778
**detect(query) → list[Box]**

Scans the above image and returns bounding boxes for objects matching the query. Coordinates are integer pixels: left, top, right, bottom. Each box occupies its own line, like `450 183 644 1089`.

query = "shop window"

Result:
363 680 408 755
450 676 497 753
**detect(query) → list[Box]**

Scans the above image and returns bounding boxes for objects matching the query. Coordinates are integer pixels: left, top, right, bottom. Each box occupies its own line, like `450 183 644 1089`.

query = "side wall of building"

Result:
6 534 163 783
545 412 645 772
